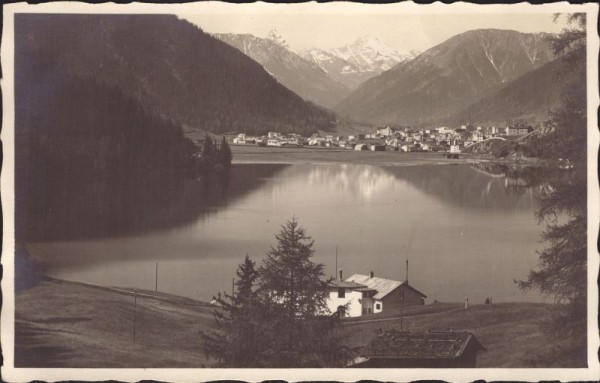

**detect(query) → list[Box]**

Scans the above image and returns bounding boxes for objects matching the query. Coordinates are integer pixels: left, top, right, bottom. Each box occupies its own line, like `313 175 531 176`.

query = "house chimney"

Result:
369 271 374 278
339 269 343 281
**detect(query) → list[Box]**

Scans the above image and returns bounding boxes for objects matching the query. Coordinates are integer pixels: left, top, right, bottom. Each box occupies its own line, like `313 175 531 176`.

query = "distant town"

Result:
225 121 534 154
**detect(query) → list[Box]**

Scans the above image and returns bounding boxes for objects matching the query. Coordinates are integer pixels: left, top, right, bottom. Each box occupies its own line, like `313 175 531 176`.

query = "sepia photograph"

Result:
1 2 599 381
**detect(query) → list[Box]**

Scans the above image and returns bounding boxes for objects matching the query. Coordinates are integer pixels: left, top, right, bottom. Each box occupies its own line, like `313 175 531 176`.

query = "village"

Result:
229 121 534 154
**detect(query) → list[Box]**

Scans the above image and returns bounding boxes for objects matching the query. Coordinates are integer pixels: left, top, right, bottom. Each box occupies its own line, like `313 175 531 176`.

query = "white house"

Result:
326 271 426 318
308 136 326 146
327 279 371 318
377 126 394 137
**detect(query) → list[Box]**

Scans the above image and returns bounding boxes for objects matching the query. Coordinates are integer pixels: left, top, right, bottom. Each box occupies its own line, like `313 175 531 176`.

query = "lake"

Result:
25 162 547 303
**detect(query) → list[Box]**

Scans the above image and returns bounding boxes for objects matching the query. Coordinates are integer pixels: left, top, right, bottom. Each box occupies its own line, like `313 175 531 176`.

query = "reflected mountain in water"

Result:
381 163 543 211
19 164 288 242
305 164 397 202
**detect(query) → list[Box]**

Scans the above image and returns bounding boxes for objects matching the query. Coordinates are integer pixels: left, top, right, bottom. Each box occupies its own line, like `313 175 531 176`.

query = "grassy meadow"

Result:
14 278 586 368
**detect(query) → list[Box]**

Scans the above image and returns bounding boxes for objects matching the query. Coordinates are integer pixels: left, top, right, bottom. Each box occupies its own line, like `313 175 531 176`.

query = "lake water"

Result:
26 162 546 303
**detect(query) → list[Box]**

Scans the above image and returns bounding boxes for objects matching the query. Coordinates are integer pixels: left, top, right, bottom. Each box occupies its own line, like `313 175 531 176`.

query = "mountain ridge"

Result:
213 32 350 108
300 35 419 89
335 29 554 125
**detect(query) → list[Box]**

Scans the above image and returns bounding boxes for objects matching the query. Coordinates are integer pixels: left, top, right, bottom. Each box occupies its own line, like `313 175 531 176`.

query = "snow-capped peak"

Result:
266 29 288 48
299 36 420 89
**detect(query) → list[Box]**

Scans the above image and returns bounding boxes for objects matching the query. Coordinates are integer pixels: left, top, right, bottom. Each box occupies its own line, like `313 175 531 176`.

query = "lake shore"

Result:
231 145 543 166
15 277 585 368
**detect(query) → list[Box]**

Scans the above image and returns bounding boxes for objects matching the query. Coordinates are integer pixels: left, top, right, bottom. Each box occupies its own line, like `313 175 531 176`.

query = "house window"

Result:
375 303 381 310
338 288 345 298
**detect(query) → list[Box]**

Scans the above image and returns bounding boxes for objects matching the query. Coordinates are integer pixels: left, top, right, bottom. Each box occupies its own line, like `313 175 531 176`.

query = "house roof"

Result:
329 280 366 289
364 330 486 359
346 274 427 299
345 274 397 299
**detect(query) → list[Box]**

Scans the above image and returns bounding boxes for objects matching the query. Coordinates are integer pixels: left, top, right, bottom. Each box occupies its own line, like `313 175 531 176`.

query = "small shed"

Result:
351 329 485 368
354 144 369 151
370 144 386 151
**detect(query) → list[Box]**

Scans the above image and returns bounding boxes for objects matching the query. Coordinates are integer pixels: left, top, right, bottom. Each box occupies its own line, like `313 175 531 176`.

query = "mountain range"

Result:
335 29 556 126
300 35 420 90
213 31 351 108
16 14 335 136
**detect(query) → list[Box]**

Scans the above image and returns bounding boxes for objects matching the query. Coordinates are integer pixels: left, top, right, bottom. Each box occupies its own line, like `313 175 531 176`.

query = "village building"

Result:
268 131 283 139
350 329 486 368
377 126 395 137
370 144 386 151
505 125 531 136
308 135 326 146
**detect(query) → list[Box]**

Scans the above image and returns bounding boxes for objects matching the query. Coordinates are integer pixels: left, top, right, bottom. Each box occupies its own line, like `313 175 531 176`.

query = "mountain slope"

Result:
16 14 335 135
213 32 350 108
449 55 574 124
301 36 419 89
335 29 553 125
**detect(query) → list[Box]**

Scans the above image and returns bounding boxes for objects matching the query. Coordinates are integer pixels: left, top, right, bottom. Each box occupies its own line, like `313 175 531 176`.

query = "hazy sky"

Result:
181 11 570 53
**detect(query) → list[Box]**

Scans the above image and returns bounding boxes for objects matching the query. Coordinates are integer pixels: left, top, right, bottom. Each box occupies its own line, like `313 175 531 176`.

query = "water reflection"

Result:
382 164 539 210
306 164 397 202
26 163 550 303
19 164 288 242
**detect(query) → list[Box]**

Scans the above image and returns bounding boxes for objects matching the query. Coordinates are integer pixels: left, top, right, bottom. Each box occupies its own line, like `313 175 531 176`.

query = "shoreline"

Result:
230 145 545 167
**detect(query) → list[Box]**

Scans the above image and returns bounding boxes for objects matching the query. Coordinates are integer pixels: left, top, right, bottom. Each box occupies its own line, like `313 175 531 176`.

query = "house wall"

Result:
381 285 425 308
326 289 362 317
360 297 376 315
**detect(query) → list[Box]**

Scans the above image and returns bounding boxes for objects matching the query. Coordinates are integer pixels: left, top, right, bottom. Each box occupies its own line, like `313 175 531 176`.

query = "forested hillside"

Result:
16 14 335 135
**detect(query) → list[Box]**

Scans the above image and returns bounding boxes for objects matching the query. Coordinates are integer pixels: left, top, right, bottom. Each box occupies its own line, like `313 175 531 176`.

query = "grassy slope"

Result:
15 279 217 367
16 279 586 368
343 302 586 368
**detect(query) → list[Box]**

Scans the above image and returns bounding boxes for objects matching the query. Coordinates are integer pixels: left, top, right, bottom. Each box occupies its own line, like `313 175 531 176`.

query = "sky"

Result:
180 7 571 53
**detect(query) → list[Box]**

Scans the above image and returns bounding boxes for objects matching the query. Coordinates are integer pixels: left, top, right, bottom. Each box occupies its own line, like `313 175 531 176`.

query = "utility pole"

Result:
406 259 409 285
133 290 137 343
400 289 403 331
155 262 158 292
335 245 338 279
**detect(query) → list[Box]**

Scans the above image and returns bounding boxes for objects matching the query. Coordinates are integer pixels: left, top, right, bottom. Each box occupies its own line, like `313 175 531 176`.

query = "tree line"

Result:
194 135 233 174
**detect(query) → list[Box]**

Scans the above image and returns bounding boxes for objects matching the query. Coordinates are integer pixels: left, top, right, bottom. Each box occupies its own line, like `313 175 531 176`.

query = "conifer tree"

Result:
518 14 587 365
257 218 351 367
201 255 268 367
201 134 216 171
217 136 233 171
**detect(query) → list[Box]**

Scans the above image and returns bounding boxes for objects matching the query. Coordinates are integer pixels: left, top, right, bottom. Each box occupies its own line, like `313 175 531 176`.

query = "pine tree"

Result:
201 134 216 171
217 136 233 171
201 255 268 367
518 14 587 365
257 218 351 367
